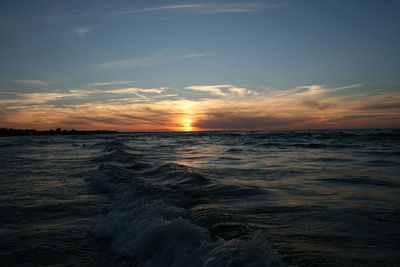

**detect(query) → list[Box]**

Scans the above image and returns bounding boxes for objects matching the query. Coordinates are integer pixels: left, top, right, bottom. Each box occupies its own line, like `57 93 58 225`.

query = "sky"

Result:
0 0 399 132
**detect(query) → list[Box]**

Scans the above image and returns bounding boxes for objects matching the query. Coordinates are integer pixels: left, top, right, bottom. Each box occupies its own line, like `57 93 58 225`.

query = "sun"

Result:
179 118 194 132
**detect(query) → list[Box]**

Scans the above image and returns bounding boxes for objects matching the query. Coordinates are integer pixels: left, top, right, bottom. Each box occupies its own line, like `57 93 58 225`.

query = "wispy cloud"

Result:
115 2 282 15
66 87 166 97
13 79 48 86
116 4 207 15
204 2 283 13
104 87 165 94
186 85 229 96
96 53 210 69
22 92 85 103
335 83 363 90
293 84 363 111
89 81 135 87
185 84 257 96
173 53 211 59
291 84 363 96
0 91 86 106
71 26 92 38
96 56 163 69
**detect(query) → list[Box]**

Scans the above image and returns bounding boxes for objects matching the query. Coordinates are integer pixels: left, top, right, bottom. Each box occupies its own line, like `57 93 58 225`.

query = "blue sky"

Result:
0 0 399 131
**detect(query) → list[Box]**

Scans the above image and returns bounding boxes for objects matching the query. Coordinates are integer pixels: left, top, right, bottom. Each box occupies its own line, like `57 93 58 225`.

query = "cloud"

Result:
0 90 87 106
103 87 165 95
140 88 165 94
13 79 48 86
194 113 299 130
103 88 141 94
21 91 86 104
1 100 189 131
97 56 163 68
115 2 282 15
71 26 92 38
204 3 283 13
334 83 363 90
359 102 400 110
275 83 363 111
173 53 211 59
185 84 256 97
294 85 326 95
116 4 207 15
96 53 209 69
89 81 134 87
2 86 167 107
186 85 229 96
228 86 258 96
303 100 336 110
327 114 387 123
286 83 363 97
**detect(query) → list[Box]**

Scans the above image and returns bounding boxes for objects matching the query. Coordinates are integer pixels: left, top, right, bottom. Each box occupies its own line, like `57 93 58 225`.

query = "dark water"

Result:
1 129 399 266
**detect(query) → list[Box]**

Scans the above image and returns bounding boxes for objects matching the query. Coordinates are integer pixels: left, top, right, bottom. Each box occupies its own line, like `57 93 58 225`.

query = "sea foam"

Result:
89 161 285 267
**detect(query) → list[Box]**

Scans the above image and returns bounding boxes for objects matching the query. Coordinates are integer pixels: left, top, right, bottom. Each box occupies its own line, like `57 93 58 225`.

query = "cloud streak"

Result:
185 85 257 96
13 79 48 86
96 53 209 69
89 81 135 87
103 87 165 95
115 2 281 15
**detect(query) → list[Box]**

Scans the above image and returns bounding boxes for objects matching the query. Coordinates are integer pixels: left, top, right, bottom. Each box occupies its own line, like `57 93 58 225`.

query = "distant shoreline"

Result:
1 127 399 137
0 128 118 137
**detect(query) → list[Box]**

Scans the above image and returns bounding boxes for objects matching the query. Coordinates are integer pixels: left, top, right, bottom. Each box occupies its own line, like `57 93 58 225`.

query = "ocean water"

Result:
0 129 399 266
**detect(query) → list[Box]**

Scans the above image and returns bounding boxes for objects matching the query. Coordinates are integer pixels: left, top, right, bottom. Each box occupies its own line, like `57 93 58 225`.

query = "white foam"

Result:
90 168 285 267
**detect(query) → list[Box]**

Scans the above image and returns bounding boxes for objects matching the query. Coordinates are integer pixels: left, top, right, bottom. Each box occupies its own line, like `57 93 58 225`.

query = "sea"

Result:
0 129 399 266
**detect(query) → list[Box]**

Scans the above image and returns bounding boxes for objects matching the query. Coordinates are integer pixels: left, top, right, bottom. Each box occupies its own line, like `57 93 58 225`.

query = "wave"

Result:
368 130 400 140
87 147 284 266
364 159 398 166
226 148 244 153
92 148 137 163
364 150 400 156
0 143 15 148
315 175 399 187
90 179 283 267
259 142 359 149
92 139 132 151
311 157 355 162
248 129 400 143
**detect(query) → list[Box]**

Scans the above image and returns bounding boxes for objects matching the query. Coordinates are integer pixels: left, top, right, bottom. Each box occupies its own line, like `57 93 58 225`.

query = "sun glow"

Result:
179 118 194 131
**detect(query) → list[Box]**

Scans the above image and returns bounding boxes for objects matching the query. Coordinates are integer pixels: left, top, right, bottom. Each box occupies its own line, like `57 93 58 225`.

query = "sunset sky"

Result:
0 0 399 131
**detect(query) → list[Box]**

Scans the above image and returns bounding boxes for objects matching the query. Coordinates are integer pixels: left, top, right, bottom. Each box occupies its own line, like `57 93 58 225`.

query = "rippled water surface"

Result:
1 129 399 266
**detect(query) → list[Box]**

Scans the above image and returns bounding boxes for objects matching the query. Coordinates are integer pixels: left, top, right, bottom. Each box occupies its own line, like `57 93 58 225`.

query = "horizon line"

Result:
2 126 399 135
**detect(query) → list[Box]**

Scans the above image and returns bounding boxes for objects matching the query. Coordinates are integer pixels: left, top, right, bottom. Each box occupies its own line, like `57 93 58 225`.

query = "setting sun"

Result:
179 118 194 132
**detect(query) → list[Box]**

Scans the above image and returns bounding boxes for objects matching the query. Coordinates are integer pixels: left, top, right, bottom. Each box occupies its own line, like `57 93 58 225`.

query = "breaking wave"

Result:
87 147 285 266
